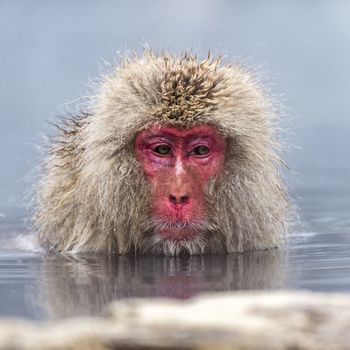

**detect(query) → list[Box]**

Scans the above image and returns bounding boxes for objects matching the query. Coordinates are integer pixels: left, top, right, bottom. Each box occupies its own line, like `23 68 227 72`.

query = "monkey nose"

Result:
169 194 190 207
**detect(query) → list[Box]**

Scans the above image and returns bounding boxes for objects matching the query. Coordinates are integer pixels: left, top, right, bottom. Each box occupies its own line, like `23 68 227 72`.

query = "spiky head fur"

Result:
34 51 291 255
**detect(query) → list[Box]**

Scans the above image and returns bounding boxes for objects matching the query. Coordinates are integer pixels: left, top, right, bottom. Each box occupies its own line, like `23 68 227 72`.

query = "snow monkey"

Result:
34 51 291 256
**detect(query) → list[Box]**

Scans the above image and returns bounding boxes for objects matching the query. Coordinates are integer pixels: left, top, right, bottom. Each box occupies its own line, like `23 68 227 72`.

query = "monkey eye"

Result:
153 145 171 156
191 146 210 156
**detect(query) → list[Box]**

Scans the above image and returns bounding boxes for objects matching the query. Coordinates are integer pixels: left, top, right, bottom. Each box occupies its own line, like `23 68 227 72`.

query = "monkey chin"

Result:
146 233 208 256
144 218 212 256
158 222 199 239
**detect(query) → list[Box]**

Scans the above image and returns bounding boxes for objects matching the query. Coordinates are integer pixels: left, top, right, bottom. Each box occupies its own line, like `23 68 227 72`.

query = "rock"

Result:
0 291 350 349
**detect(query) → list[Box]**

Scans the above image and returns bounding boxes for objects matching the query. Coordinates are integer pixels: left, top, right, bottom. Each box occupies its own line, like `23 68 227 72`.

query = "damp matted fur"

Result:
33 50 292 256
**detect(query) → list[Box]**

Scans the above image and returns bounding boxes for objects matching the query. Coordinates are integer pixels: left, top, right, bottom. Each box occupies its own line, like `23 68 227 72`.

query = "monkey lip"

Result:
156 220 203 240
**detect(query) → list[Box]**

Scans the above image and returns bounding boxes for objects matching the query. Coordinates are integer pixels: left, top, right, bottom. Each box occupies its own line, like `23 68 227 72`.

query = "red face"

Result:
135 125 226 241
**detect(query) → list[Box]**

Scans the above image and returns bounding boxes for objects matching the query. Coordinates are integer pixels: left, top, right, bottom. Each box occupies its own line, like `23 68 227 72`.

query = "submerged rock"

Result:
0 291 350 349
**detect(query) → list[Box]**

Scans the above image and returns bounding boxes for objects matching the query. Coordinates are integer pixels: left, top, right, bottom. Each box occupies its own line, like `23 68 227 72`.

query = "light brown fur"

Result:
34 51 291 255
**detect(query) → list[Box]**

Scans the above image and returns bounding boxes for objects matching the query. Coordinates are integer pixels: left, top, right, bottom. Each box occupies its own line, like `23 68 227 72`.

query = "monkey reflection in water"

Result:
34 51 291 256
28 252 285 319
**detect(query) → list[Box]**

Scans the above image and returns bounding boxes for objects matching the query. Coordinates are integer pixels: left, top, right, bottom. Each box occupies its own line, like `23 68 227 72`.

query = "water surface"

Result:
0 189 349 320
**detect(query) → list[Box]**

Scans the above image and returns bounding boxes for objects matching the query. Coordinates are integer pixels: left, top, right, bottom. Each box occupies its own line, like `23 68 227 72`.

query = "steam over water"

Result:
1 1 350 320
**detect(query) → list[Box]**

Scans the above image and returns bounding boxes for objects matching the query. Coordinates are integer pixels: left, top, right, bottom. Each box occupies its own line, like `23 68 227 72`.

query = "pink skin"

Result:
135 125 226 240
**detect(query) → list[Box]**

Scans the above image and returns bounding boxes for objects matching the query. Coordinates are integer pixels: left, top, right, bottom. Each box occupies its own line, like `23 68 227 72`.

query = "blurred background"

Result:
0 0 349 226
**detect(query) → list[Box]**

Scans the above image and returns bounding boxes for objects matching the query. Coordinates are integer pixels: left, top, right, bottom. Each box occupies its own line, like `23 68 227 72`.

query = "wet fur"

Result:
34 51 291 255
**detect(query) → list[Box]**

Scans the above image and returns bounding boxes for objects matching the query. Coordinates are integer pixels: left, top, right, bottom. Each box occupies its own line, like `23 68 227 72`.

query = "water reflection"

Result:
1 228 350 320
29 251 284 319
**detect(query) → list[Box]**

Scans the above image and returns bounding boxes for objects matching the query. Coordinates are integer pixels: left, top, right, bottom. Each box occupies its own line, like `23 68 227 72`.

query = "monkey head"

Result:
35 52 291 256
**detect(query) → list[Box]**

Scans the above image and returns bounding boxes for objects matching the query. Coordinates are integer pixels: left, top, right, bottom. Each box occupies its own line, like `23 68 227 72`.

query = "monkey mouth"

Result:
163 221 192 231
142 218 220 256
151 218 210 240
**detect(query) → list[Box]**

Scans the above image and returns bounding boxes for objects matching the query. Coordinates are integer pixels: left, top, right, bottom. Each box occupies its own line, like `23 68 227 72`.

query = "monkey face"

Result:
135 125 226 242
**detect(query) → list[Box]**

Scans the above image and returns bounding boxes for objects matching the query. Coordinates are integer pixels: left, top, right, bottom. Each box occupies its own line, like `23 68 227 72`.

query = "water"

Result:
0 189 349 321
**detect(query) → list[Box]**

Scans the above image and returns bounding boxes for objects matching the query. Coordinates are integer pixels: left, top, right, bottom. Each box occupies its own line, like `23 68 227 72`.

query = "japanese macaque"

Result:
34 51 291 256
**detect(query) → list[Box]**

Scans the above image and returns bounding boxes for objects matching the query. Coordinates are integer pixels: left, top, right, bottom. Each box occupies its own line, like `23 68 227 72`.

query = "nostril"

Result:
180 195 189 204
169 194 190 206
